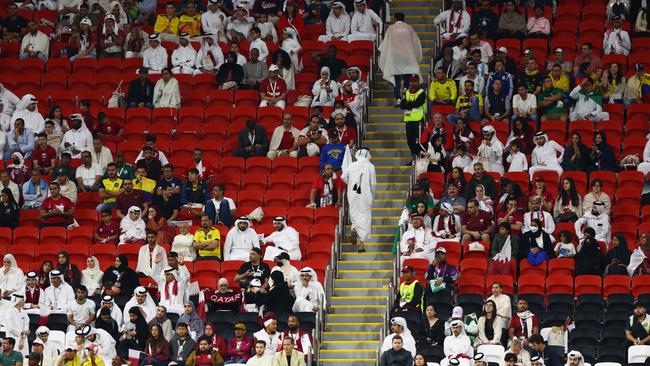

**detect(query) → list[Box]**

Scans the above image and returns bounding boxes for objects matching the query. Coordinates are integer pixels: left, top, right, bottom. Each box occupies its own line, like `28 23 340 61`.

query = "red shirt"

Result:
95 120 123 136
7 164 31 186
260 77 287 98
33 145 57 168
498 211 524 237
278 131 295 149
330 126 357 145
508 313 540 338
185 160 216 181
462 209 493 232
96 222 120 244
41 196 74 225
311 175 345 206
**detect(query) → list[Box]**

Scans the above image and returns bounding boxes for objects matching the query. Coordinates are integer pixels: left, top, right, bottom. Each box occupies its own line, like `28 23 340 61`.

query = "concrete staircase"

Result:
318 2 440 365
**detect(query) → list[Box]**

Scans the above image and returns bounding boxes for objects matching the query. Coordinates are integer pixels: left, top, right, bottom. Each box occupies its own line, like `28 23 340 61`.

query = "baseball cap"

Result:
523 49 533 57
554 48 563 54
234 323 247 330
635 63 645 72
269 64 280 72
56 168 67 176
400 266 414 273
86 343 97 351
497 46 507 54
435 247 447 253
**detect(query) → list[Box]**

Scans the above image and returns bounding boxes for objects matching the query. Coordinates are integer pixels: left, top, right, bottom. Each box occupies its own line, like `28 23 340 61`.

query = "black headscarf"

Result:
129 306 150 348
592 132 618 172
95 307 120 341
576 237 604 276
606 234 632 266
57 251 82 289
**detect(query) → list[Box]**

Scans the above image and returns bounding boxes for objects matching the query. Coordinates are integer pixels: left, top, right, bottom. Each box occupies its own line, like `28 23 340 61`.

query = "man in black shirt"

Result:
156 164 182 199
311 45 347 80
127 67 154 108
1 4 27 42
136 146 162 181
234 248 271 289
529 334 564 366
152 185 180 221
471 0 498 39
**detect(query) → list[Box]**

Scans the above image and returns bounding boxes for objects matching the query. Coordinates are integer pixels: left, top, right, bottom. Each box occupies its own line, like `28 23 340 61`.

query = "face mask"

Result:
530 227 539 233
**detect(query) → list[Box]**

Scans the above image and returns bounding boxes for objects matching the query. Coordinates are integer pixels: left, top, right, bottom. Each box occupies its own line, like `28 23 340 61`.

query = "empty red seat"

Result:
13 227 39 246
234 90 259 107
291 189 311 207
604 275 630 296
546 274 574 295
272 156 298 174
40 227 67 246
219 157 245 175
310 224 336 243
632 275 650 298
298 156 320 174
237 190 264 207
265 190 292 207
12 245 35 267
314 207 339 225
458 275 485 295
287 207 314 225
246 157 272 174
460 258 487 277
518 274 546 295
268 174 294 190
575 275 602 296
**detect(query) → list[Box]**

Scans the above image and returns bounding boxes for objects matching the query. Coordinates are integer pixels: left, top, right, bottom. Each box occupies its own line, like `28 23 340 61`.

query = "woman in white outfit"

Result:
81 256 103 298
153 68 181 108
311 67 339 107
0 254 25 317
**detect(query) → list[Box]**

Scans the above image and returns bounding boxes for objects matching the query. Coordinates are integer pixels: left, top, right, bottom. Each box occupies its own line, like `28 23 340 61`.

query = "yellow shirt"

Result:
194 227 221 259
154 15 180 35
100 177 123 203
429 79 458 103
82 356 105 366
132 177 156 194
179 14 202 36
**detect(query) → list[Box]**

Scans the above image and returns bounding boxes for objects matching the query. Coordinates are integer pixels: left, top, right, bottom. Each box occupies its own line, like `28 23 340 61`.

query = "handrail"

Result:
307 344 313 366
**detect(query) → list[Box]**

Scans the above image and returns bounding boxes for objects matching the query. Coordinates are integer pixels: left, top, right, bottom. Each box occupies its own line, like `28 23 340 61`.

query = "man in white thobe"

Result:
5 294 30 356
224 217 260 261
60 114 92 159
400 214 435 265
156 267 188 314
19 21 49 60
39 270 75 316
433 0 471 43
318 2 350 42
342 148 376 253
638 138 650 176
378 12 422 94
569 78 610 122
34 326 62 362
441 320 473 366
0 84 20 121
194 33 224 75
11 94 45 134
603 15 631 55
136 232 168 278
97 295 123 327
77 326 116 365
202 0 227 42
143 33 168 74
123 286 157 323
348 0 382 42
529 132 564 177
171 33 197 75
380 317 416 357
575 201 611 243
226 7 254 42
262 217 302 261
522 196 555 236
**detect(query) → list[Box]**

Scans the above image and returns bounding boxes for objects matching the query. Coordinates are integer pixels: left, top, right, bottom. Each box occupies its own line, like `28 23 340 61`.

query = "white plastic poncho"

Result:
123 286 157 323
119 206 146 244
378 20 422 86
223 217 260 261
380 317 417 357
628 247 647 276
342 148 377 243
136 243 168 278
263 217 302 261
11 94 45 134
292 267 325 312
153 76 181 108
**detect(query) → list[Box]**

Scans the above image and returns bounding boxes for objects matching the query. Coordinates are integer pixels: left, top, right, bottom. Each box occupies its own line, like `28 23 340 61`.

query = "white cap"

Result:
269 64 280 72
80 17 92 26
497 46 507 54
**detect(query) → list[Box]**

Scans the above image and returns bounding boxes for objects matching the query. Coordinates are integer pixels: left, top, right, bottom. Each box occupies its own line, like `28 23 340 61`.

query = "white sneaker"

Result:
395 98 401 106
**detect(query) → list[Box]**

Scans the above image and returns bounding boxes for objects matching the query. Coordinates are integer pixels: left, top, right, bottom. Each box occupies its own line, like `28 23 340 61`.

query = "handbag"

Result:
414 157 429 178
108 80 126 108
294 95 313 107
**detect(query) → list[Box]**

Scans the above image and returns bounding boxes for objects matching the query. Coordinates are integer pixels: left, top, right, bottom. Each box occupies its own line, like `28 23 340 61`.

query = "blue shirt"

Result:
7 128 34 154
320 143 346 170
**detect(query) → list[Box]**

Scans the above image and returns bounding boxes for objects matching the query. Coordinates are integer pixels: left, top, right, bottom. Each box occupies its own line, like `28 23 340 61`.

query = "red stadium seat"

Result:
35 245 62 263
50 90 76 110
90 246 116 270
268 174 294 190
220 260 243 283
403 258 430 274
298 156 320 174
307 241 333 261
310 224 336 243
219 157 245 175
13 227 39 246
0 228 11 243
237 190 264 207
241 173 267 190
67 244 90 267
193 260 220 277
612 204 639 225
486 275 513 295
265 190 292 207
77 192 100 209
231 106 257 125
287 207 314 225
519 258 547 277
246 157 272 174
460 258 487 277
618 170 645 191
47 58 71 74
623 136 647 157
575 275 602 296
291 189 312 207
518 274 545 295
568 120 595 144
40 227 67 246
294 174 318 190
589 171 616 189
126 108 152 125
628 103 650 120
73 58 97 73
234 90 259 107
603 275 630 297
67 226 93 246
540 120 566 143
561 171 588 195
75 209 98 227
632 275 650 298
546 274 574 295
116 243 140 264
272 156 298 174
12 245 35 268
314 207 339 225
458 275 485 295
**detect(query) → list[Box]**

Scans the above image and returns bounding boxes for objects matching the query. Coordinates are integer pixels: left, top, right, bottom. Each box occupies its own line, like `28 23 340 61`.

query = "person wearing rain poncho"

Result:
262 217 302 261
381 317 416 357
529 131 564 178
311 67 339 107
5 293 29 355
156 267 189 314
400 214 436 265
143 34 169 74
119 206 146 244
123 286 157 323
60 114 92 159
153 68 181 108
223 217 260 261
11 94 45 134
0 254 26 315
194 33 224 75
432 202 462 244
75 325 117 364
292 267 325 313
469 125 504 175
39 270 75 316
281 27 302 73
342 148 377 253
348 0 382 42
202 0 227 42
318 2 350 42
379 12 422 102
574 200 611 243
171 33 197 75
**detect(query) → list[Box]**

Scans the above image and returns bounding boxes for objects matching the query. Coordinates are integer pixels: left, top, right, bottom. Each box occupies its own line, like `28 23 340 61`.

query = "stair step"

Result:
322 340 381 350
365 140 410 149
338 269 393 279
334 287 389 296
326 322 385 332
326 312 385 321
338 260 393 270
320 349 378 358
322 331 380 341
320 358 376 366
333 278 390 287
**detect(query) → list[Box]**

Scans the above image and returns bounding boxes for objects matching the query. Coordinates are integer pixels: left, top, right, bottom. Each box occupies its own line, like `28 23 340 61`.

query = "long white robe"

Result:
11 94 45 134
201 9 227 41
341 150 376 243
530 139 564 177
194 35 224 74
60 125 93 159
292 267 325 313
86 328 117 364
400 226 436 264
0 256 26 320
569 86 610 122
123 294 157 323
136 244 168 278
441 333 473 366
156 270 188 314
263 226 301 261
475 138 505 175
638 139 650 175
153 77 181 108
257 21 278 43
20 31 50 57
431 214 462 244
0 84 20 119
603 28 631 55
575 212 611 243
271 264 301 287
171 44 197 75
433 9 471 41
223 221 260 261
81 263 103 296
380 320 416 357
348 9 382 41
253 329 283 355
281 38 302 73
250 38 269 64
378 21 422 86
119 214 146 244
319 13 350 42
226 17 254 41
171 233 196 261
40 283 75 314
143 45 168 73
5 305 30 355
522 210 555 236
